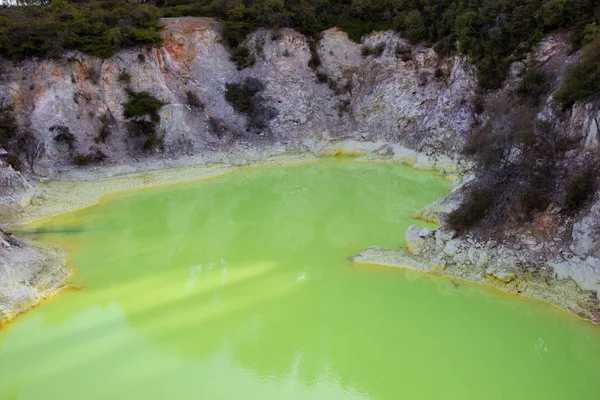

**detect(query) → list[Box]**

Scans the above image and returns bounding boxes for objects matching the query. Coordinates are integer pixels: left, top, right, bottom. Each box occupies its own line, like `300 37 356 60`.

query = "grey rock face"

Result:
0 162 34 207
571 198 600 258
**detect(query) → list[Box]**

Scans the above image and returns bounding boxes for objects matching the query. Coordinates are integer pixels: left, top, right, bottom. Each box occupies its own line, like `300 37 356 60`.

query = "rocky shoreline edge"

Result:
352 225 600 324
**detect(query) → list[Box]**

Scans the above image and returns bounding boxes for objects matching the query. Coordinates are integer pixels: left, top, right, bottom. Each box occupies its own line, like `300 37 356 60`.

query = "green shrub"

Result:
186 90 204 109
86 66 101 85
395 44 412 61
51 126 75 150
123 90 165 123
0 0 163 59
95 125 111 144
308 40 321 70
316 72 328 83
225 82 256 113
361 43 385 58
0 104 17 148
566 171 596 211
118 71 132 84
73 150 106 167
555 38 600 107
519 62 547 103
230 46 256 70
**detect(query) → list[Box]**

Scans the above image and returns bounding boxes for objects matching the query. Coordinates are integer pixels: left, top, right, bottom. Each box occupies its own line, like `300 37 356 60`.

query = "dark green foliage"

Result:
86 66 101 85
394 44 412 61
307 40 321 70
118 71 132 84
73 150 106 167
126 120 162 151
0 103 38 170
519 62 547 104
473 96 485 114
555 38 600 107
126 120 156 138
224 78 277 133
361 43 385 58
229 46 255 70
0 0 163 59
123 90 165 123
160 0 599 91
95 125 111 144
566 170 596 211
51 125 75 150
316 72 328 83
448 89 589 233
186 90 204 109
0 104 17 149
224 82 258 113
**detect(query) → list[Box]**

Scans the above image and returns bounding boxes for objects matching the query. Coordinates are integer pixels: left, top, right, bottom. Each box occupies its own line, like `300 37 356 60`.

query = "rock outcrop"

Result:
0 229 69 327
353 224 600 323
0 17 477 176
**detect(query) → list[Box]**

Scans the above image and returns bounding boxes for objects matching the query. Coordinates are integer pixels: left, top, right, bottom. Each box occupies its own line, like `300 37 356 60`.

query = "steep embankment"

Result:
0 17 599 325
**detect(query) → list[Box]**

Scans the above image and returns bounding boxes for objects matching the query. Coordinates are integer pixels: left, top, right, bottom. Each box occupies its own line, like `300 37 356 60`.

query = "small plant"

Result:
473 96 485 114
230 46 255 70
95 125 111 144
395 44 412 61
86 66 101 85
123 89 165 122
361 43 385 58
225 82 259 113
308 39 321 70
518 61 546 103
51 126 75 150
434 68 446 80
566 171 596 211
137 53 146 63
186 90 204 109
554 38 600 107
73 150 106 167
316 72 328 83
118 71 131 84
282 49 291 57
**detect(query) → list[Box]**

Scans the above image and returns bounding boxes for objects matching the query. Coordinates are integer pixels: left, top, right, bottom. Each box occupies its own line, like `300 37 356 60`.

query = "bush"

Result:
519 62 547 103
449 94 571 233
230 46 256 70
555 38 600 107
73 150 106 167
566 170 596 211
118 71 132 84
186 90 204 109
0 0 163 59
86 66 101 85
316 72 328 83
123 90 165 123
308 39 321 70
126 120 162 151
395 44 412 61
51 126 75 150
95 125 111 144
361 43 385 58
225 82 259 113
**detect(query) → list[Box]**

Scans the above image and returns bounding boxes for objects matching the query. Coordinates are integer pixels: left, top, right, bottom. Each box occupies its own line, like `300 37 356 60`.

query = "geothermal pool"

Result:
1 159 600 399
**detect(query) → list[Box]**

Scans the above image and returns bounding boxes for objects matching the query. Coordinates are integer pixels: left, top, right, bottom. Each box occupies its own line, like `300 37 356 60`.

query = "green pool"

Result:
1 159 600 399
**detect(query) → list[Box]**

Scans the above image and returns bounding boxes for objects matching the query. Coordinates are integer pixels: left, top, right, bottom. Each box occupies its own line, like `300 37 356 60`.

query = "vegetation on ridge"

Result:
0 0 162 59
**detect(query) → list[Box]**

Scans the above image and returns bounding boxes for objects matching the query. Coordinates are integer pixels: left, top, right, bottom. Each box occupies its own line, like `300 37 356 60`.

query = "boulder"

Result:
406 225 426 255
571 199 600 258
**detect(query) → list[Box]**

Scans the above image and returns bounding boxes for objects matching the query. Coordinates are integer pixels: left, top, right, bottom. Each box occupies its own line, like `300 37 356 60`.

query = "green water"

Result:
1 160 600 400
